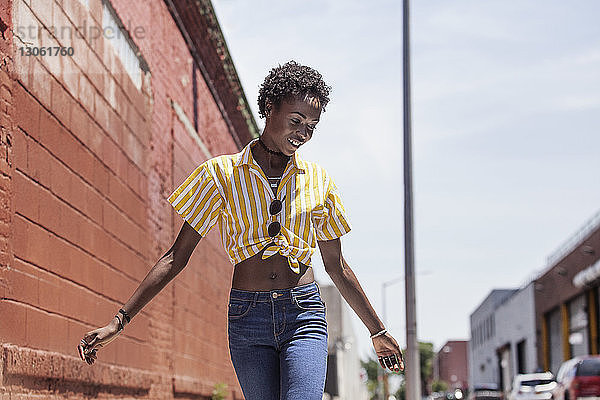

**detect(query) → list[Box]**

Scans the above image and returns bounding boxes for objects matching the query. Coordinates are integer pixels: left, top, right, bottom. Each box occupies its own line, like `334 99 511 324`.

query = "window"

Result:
102 1 142 89
516 340 526 374
569 295 589 357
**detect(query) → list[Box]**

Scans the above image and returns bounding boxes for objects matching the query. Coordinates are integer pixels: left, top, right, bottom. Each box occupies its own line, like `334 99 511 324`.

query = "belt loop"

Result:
252 292 259 307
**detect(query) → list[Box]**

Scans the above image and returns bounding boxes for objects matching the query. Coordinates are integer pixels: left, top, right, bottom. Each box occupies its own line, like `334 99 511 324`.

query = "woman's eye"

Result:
291 118 301 124
307 125 316 131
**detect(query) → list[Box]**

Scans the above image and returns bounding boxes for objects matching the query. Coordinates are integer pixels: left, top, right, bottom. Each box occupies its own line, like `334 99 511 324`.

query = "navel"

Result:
270 272 277 280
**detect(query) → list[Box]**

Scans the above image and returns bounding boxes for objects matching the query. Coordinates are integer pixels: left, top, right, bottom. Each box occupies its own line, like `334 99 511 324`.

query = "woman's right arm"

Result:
78 221 201 364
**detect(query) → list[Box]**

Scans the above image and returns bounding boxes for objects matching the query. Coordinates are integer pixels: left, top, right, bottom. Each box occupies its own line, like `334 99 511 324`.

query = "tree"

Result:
419 341 435 395
360 356 380 400
363 341 435 400
432 380 449 393
390 341 436 399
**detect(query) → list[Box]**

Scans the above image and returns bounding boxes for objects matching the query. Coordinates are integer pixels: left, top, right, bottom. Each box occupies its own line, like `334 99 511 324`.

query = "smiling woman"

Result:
77 60 403 400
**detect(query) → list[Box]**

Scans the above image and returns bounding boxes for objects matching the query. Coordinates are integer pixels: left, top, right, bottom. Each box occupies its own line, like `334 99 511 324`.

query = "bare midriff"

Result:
231 247 314 291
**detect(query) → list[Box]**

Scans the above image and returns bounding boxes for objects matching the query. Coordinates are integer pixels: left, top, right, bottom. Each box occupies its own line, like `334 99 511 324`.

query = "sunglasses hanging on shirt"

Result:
268 195 285 237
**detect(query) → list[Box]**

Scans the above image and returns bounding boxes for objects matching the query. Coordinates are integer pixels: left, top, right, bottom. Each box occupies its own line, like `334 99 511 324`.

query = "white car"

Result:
509 372 557 400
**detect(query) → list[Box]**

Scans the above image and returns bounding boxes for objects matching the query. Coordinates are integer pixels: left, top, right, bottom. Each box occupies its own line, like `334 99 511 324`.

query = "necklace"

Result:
258 137 288 157
266 175 281 190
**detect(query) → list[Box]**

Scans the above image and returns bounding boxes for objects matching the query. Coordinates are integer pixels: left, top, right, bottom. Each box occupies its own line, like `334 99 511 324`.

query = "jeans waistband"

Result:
229 281 321 302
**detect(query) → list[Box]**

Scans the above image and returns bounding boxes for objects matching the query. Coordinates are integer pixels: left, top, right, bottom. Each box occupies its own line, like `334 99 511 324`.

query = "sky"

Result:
210 0 600 360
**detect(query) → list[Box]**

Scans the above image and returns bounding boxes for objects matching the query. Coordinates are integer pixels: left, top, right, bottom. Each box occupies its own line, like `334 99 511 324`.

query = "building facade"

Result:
494 282 538 391
469 283 538 395
469 289 517 391
535 211 600 374
434 340 469 392
320 284 369 400
0 0 257 398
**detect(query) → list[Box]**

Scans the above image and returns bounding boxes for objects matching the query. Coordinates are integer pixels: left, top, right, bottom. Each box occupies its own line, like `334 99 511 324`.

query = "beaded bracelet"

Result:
114 313 124 332
119 308 131 324
370 329 387 339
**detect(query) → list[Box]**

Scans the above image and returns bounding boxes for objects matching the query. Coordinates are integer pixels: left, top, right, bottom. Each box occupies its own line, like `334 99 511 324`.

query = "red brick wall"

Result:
0 0 244 398
436 341 469 391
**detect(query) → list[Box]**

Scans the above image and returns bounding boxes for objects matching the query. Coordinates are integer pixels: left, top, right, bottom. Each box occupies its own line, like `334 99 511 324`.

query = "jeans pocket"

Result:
228 298 253 319
293 291 326 311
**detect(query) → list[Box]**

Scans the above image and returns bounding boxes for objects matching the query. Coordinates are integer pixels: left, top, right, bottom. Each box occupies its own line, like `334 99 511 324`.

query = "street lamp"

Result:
377 270 431 400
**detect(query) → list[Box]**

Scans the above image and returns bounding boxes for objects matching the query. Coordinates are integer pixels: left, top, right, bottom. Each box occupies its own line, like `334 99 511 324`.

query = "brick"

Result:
57 278 96 321
49 153 72 198
12 128 28 170
14 0 42 48
25 306 52 350
122 128 144 170
53 0 76 49
127 161 144 199
100 135 119 174
38 182 63 229
92 158 109 193
1 258 39 305
45 313 71 355
29 59 52 110
100 263 136 303
37 266 60 312
39 28 62 81
50 78 71 127
77 73 95 115
87 0 102 27
13 170 40 221
94 92 114 142
14 84 40 139
71 25 90 72
62 55 79 98
0 300 27 344
87 50 105 94
104 72 117 109
30 0 54 32
84 183 103 223
69 103 89 139
107 105 124 148
54 196 82 244
26 135 51 184
38 106 62 150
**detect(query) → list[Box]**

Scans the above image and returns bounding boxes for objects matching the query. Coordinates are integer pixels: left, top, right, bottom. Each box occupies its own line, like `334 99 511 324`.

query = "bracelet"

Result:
119 308 131 324
114 314 124 332
370 329 387 339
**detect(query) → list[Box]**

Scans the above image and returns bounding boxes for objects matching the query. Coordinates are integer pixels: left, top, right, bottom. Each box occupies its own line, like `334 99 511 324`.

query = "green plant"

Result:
212 382 228 400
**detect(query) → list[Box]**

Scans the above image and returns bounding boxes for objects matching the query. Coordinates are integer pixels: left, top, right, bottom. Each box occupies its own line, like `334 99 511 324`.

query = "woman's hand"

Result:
77 317 122 365
372 332 404 373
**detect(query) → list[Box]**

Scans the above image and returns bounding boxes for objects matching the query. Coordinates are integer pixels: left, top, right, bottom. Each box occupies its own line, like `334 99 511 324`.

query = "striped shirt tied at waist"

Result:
166 138 351 274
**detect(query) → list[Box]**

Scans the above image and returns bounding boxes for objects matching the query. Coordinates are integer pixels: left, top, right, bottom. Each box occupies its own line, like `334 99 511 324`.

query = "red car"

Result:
553 356 600 400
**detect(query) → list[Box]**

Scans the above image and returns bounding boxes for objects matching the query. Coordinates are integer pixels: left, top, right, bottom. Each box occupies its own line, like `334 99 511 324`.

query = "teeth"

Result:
288 138 301 146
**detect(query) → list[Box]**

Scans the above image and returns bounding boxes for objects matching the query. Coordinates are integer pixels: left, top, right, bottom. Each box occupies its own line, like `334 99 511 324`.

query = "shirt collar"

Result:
234 138 305 172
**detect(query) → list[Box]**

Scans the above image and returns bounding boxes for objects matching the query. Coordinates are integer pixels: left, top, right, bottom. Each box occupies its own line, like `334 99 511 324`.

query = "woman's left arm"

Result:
318 238 404 373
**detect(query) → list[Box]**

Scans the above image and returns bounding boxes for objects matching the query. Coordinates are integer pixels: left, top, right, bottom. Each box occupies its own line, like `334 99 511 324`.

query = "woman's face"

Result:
264 93 322 156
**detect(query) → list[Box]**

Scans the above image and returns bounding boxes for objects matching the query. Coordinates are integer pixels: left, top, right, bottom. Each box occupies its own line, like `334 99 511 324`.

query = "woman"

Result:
78 60 404 399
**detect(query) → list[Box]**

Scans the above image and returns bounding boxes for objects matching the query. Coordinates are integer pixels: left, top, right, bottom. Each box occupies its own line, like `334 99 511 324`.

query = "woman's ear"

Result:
265 101 273 118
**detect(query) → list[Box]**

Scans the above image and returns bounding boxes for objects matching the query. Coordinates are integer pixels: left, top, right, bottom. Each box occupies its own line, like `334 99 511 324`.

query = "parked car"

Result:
553 355 600 400
470 384 504 400
508 372 556 400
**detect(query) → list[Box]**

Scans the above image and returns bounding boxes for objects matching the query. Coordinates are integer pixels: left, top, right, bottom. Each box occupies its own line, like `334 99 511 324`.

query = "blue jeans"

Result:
227 281 328 400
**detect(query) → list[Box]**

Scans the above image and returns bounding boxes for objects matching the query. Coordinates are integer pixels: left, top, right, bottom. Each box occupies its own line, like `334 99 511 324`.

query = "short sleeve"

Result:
167 161 224 237
313 175 352 241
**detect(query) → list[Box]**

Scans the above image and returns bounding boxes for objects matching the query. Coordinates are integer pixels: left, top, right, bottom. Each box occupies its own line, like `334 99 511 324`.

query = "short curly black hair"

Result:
257 60 331 119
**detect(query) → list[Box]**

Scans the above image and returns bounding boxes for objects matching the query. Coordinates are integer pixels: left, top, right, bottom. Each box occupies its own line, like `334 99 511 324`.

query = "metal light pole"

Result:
403 0 421 399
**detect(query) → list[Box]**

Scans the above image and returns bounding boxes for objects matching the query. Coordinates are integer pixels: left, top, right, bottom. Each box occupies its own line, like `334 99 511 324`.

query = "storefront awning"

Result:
573 259 600 288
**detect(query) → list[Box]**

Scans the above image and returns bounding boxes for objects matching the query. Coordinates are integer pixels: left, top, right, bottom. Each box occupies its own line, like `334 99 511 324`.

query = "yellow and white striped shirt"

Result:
167 138 351 274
